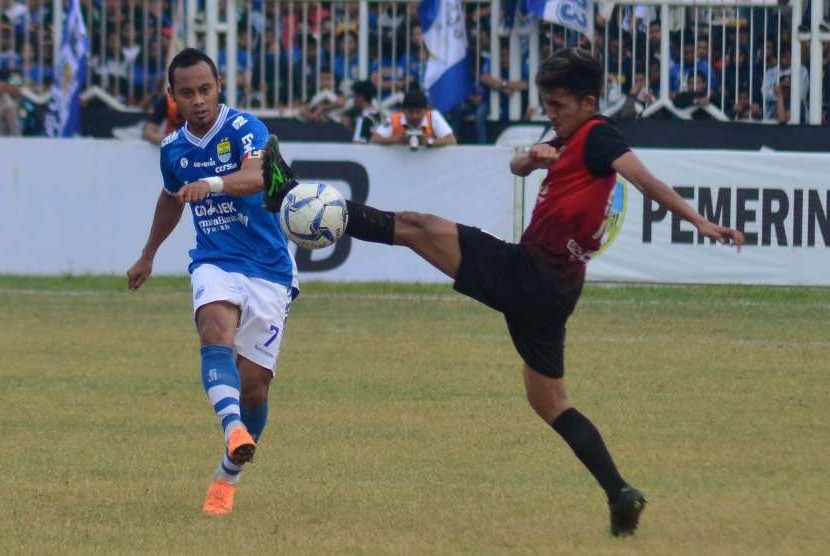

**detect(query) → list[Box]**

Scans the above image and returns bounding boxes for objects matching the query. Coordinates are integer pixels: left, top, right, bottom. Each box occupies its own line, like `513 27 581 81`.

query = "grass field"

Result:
1 276 828 555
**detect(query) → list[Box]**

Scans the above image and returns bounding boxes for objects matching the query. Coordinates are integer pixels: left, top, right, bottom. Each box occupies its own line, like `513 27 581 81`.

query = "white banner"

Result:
522 149 830 285
1 139 828 285
0 139 513 282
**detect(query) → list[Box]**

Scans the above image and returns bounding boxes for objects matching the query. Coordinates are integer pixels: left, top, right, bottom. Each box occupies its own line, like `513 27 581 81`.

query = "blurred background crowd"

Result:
2 0 830 143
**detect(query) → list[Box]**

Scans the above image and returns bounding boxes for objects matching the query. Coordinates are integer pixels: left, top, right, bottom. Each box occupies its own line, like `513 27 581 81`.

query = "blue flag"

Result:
527 0 594 38
45 0 88 137
419 0 472 114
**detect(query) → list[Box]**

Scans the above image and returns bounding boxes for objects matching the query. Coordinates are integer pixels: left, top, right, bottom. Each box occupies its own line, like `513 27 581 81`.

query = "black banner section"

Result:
289 160 370 272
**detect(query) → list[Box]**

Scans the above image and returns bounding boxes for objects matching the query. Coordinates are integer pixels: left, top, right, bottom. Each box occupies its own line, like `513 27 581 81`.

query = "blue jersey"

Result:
159 104 296 287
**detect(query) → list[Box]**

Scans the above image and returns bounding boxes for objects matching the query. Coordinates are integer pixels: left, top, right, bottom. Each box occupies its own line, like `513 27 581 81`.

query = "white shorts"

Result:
191 264 294 373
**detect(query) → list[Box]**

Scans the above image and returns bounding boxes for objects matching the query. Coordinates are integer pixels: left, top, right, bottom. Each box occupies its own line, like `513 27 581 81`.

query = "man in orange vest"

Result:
142 90 185 144
371 88 457 149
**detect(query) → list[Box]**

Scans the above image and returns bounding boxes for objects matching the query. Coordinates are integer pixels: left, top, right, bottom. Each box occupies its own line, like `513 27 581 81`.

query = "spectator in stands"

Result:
604 36 633 89
670 40 715 96
0 23 22 71
376 2 406 44
447 28 493 144
298 69 346 123
293 35 334 103
647 20 662 62
614 67 653 120
143 89 185 144
723 47 760 114
723 47 749 94
499 0 532 37
397 24 427 87
0 68 21 136
478 43 529 122
762 47 808 120
371 87 457 147
334 31 360 89
731 89 763 121
370 39 407 100
344 80 383 143
774 74 794 124
755 37 777 78
674 70 713 114
646 58 661 99
19 39 52 92
218 33 253 106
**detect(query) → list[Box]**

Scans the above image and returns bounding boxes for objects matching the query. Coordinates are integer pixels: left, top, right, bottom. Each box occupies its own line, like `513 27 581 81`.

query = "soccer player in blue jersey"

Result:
126 48 298 516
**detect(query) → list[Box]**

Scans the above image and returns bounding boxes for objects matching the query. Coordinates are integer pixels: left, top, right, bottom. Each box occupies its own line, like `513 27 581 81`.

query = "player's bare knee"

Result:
240 368 272 408
240 384 269 409
527 392 569 423
197 317 235 346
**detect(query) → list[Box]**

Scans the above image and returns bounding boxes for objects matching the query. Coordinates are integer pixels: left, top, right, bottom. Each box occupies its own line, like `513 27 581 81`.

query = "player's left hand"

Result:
176 181 211 203
696 221 745 251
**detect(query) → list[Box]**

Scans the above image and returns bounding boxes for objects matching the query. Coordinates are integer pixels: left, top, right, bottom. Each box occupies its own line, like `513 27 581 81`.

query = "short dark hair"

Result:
168 48 219 88
352 80 377 102
402 88 427 109
535 48 603 99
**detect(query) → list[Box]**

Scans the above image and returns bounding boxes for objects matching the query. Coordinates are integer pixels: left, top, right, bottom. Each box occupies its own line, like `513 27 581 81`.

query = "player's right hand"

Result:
528 143 560 168
127 257 153 290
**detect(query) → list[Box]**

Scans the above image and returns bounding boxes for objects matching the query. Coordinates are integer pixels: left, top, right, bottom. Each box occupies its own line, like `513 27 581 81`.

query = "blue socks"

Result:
241 401 268 441
201 345 272 484
200 344 243 442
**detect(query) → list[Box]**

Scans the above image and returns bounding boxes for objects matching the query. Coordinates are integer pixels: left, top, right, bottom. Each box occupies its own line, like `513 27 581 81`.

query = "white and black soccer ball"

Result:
279 182 348 250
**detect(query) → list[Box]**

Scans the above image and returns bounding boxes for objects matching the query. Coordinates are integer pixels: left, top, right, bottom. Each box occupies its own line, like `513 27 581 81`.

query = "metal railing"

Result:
5 0 829 125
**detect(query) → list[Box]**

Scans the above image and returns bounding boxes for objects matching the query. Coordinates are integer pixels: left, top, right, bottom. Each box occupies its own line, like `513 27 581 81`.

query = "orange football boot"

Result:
227 427 257 465
202 479 236 516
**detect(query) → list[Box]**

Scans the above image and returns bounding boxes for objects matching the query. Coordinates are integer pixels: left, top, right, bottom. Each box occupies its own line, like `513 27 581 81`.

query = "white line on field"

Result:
571 335 830 347
1 288 828 309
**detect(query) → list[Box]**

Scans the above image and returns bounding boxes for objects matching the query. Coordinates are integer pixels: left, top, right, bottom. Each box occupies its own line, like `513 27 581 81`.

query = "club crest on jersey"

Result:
217 137 232 163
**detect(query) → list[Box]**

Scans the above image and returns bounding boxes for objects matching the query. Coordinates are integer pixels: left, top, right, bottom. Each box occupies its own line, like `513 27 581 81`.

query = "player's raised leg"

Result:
261 134 463 278
261 134 297 212
522 364 646 536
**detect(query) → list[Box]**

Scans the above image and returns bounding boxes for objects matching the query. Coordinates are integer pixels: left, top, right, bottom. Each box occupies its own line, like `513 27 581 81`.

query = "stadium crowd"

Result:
2 0 830 141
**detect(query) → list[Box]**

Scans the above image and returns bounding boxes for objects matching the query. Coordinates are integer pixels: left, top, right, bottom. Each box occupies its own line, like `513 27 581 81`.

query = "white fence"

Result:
1 137 828 284
6 0 829 125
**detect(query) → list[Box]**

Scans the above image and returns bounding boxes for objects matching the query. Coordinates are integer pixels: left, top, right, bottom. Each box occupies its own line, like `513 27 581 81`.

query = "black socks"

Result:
345 201 396 245
552 408 628 503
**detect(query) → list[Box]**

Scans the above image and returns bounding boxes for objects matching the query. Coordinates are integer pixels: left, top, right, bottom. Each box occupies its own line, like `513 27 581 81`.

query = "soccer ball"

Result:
279 182 348 249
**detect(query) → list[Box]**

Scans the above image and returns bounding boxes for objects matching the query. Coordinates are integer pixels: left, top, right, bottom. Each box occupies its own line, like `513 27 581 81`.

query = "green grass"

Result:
1 276 828 555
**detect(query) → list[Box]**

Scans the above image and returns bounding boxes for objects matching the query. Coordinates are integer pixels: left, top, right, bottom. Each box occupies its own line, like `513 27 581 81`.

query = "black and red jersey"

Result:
520 116 630 263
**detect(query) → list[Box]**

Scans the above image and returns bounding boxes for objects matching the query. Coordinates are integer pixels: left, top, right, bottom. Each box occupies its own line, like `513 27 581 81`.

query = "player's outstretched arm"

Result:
612 151 745 249
510 143 560 177
175 157 265 203
127 190 185 290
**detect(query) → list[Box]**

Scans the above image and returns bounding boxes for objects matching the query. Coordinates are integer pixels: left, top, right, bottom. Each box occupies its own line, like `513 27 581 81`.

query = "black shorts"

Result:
452 225 585 378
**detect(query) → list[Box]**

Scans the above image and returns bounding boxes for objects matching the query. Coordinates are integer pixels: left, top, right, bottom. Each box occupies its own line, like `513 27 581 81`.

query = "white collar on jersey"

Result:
182 104 230 148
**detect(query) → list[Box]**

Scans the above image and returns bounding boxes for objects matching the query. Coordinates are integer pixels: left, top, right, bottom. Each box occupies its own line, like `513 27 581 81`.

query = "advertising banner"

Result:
1 139 827 284
522 149 830 285
0 139 513 282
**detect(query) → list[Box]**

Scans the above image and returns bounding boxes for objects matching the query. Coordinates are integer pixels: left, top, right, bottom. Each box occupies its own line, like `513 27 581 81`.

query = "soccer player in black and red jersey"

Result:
261 47 745 536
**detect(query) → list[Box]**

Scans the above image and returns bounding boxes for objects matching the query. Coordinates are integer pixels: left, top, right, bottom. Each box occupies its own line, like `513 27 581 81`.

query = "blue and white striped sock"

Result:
215 452 243 484
200 344 243 441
